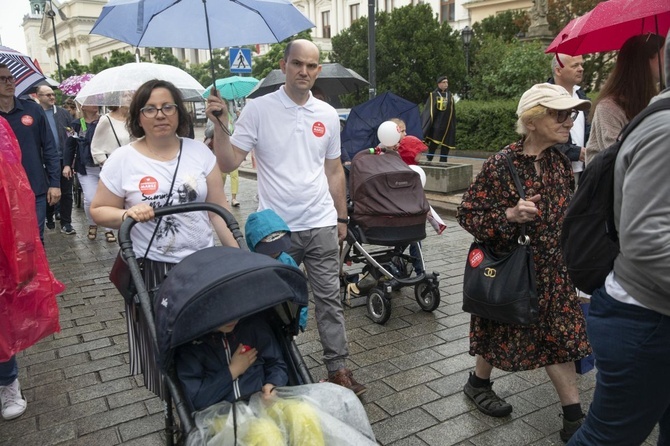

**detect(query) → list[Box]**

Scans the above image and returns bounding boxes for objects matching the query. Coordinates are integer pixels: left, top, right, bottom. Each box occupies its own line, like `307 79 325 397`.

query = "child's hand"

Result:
261 383 277 400
229 344 258 380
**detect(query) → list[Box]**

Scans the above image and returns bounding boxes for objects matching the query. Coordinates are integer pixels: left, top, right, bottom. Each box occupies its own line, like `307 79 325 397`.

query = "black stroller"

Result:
341 149 441 324
118 203 312 445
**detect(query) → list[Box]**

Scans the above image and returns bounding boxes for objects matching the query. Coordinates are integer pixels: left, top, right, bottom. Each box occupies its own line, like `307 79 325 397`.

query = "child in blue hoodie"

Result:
245 209 308 331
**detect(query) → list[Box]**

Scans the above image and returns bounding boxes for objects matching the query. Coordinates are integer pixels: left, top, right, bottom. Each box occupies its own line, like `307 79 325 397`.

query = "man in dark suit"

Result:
36 85 75 234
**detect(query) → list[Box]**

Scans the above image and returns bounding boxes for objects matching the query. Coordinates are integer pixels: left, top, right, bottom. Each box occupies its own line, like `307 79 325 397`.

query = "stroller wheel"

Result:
415 282 441 312
366 287 391 324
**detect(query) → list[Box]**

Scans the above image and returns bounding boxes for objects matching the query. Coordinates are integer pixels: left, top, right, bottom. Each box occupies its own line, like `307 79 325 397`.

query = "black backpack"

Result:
561 97 670 294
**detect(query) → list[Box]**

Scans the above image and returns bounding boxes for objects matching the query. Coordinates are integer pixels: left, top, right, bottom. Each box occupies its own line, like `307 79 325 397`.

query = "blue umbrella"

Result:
341 92 423 160
202 76 259 101
90 0 315 89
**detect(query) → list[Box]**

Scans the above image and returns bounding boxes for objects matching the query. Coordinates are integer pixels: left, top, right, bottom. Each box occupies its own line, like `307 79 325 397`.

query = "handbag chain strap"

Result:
502 152 529 245
141 139 183 261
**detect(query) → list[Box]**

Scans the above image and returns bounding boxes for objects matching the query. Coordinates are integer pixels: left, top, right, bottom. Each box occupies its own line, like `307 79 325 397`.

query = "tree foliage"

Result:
85 50 138 74
331 4 464 105
186 49 231 88
251 30 313 80
150 48 185 69
60 59 88 79
470 37 551 100
472 10 528 43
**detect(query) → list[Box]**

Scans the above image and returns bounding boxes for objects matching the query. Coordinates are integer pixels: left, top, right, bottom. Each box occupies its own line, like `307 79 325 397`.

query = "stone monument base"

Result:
418 162 473 194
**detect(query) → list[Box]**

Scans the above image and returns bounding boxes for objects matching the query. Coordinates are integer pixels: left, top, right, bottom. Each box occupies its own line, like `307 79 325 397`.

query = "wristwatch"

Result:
337 217 350 224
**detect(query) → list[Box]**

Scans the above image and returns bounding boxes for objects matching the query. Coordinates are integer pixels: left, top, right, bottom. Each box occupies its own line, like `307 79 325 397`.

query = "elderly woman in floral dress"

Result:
457 83 592 443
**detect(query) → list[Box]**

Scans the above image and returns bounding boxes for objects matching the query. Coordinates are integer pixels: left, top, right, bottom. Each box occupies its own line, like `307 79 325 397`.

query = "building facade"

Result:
21 0 531 80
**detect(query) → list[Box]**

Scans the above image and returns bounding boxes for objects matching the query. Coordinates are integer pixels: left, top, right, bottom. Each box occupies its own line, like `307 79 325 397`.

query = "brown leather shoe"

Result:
328 368 367 396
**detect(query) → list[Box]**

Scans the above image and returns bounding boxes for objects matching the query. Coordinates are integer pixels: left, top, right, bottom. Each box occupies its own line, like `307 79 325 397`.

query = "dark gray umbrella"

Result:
247 63 369 105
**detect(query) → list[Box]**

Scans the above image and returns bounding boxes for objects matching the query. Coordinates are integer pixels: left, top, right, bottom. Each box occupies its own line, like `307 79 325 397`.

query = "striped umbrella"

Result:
0 46 46 97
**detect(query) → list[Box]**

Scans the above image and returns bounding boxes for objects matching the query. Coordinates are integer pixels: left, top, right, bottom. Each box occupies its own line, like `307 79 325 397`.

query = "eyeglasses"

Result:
38 93 56 97
140 104 178 118
0 76 16 84
548 109 579 123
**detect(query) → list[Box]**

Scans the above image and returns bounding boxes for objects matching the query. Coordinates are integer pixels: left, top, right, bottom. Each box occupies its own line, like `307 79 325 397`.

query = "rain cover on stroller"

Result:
187 383 376 446
350 150 429 245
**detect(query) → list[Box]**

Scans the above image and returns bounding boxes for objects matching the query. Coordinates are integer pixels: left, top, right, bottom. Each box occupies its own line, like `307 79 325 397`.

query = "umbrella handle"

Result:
209 86 223 117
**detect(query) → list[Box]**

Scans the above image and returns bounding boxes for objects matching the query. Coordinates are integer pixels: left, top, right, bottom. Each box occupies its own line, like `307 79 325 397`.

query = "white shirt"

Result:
100 138 216 262
605 271 649 309
570 86 586 174
231 87 341 231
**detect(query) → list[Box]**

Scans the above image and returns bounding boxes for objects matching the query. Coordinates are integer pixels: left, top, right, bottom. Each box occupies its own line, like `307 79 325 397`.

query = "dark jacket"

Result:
64 118 98 175
547 77 591 161
52 106 71 158
175 316 288 412
0 97 60 195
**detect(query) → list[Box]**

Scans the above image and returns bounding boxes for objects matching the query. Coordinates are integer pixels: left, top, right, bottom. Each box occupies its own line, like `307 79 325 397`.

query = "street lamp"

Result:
461 25 473 99
46 0 62 82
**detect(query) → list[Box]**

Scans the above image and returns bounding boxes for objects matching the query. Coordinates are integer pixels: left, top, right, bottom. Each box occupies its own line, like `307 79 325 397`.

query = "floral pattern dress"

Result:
457 142 591 371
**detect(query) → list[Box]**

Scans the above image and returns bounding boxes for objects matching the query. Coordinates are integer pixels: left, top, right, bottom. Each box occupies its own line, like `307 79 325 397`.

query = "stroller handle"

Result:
118 202 246 255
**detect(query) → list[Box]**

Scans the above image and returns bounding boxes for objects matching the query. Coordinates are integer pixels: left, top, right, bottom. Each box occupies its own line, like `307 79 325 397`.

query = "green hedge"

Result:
455 99 521 152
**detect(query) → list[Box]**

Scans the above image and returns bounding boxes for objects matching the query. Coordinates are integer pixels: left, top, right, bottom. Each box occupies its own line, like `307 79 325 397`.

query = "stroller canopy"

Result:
341 92 423 161
154 246 308 370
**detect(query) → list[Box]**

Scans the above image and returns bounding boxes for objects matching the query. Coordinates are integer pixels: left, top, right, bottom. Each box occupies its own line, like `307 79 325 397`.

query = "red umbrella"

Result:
545 0 670 55
545 13 591 55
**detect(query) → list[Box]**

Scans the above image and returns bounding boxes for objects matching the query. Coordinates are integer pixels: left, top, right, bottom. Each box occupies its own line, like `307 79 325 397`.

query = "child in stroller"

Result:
340 141 441 324
124 204 375 445
175 315 288 412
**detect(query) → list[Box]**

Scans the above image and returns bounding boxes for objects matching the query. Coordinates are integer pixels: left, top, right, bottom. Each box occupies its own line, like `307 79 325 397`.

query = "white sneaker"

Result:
0 379 27 420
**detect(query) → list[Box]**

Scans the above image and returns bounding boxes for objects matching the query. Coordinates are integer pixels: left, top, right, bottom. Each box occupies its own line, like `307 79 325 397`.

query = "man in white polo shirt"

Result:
208 39 366 396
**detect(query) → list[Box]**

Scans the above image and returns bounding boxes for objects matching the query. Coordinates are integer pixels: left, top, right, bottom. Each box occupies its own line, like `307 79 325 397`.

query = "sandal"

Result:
105 231 117 243
463 373 513 417
87 225 98 240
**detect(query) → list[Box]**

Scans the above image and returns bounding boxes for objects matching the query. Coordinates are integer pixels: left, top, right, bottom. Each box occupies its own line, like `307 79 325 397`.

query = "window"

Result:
350 4 360 22
440 0 455 23
322 11 331 39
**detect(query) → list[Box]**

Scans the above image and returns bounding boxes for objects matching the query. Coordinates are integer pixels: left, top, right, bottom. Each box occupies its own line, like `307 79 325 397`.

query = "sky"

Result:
0 0 33 54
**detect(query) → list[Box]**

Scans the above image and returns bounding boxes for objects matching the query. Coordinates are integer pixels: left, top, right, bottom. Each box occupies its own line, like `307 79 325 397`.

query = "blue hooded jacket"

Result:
245 209 308 329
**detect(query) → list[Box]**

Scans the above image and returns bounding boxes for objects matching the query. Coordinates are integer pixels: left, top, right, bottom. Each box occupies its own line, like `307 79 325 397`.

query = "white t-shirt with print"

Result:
231 87 341 231
100 138 217 263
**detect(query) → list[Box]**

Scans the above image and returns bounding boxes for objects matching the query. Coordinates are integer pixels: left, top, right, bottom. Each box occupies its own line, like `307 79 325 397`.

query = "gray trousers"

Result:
287 226 349 373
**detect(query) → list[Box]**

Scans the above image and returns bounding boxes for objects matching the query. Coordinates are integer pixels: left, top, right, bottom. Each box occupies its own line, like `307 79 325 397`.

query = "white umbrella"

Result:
75 62 205 106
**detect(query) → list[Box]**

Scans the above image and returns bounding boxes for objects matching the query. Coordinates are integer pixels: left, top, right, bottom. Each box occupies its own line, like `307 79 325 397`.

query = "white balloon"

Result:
409 165 426 188
377 121 401 147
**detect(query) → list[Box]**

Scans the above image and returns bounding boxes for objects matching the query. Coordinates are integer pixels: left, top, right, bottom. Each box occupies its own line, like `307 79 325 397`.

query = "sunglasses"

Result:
548 109 579 124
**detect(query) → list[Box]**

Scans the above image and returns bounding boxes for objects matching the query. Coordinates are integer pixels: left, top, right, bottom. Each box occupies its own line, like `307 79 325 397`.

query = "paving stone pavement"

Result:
0 174 659 446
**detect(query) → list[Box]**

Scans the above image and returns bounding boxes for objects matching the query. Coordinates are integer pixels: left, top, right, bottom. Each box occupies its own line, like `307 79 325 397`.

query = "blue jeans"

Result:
0 356 18 386
35 193 47 243
568 286 670 446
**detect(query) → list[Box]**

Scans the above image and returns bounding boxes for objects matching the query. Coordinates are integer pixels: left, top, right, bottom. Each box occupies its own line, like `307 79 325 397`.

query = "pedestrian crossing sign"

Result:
229 48 252 73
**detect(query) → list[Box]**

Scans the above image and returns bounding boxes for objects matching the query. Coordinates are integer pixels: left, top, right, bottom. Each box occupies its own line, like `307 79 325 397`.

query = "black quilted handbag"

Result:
461 152 539 326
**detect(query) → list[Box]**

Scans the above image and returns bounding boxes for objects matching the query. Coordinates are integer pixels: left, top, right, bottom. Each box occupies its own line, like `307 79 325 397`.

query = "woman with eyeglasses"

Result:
89 79 237 399
585 34 665 165
456 83 592 443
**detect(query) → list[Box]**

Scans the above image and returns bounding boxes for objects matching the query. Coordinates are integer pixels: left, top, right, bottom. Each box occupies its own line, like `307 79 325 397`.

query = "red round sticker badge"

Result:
468 248 485 268
312 121 325 137
139 176 159 195
21 115 34 126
